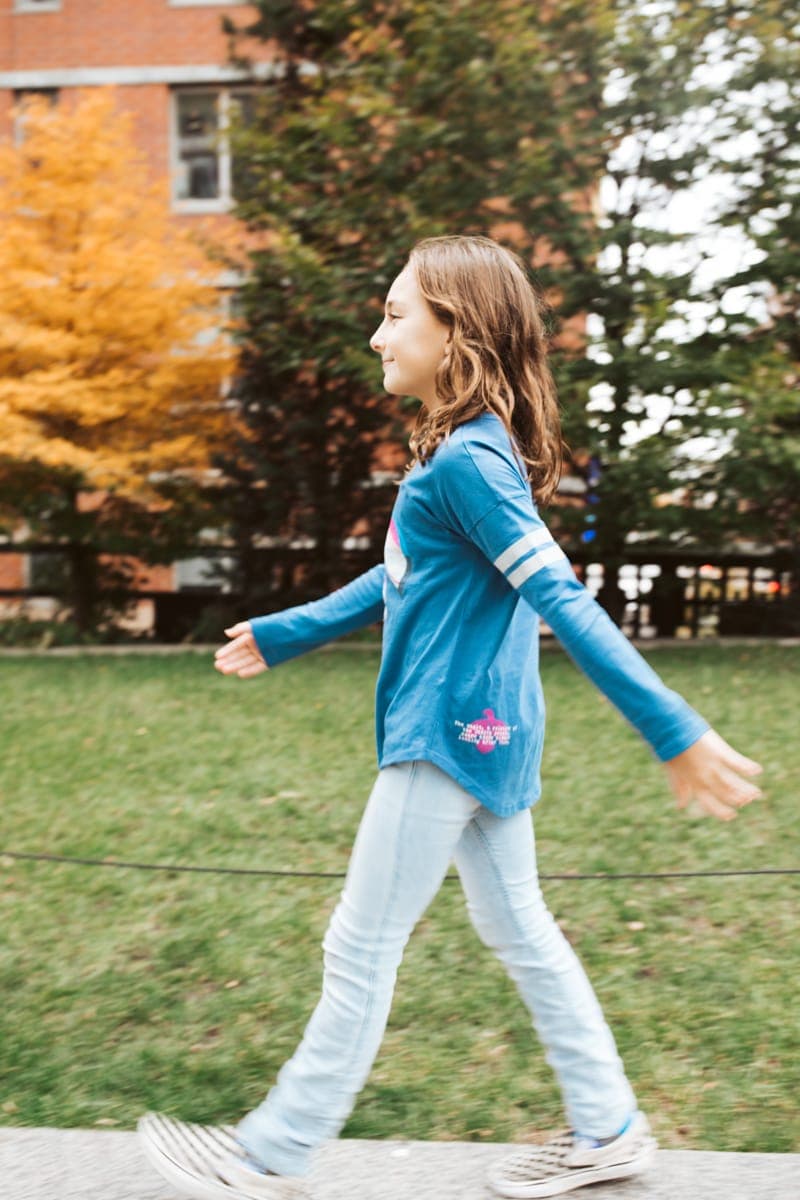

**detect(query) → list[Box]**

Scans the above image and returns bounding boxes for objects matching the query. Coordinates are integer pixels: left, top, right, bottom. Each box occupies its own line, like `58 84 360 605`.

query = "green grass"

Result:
0 643 797 1151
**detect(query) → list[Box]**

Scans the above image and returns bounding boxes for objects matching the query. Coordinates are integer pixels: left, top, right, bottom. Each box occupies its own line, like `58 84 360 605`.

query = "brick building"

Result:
0 1 274 629
0 1 270 212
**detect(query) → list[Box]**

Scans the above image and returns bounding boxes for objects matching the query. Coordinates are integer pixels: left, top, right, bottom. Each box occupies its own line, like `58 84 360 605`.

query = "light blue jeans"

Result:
237 761 636 1176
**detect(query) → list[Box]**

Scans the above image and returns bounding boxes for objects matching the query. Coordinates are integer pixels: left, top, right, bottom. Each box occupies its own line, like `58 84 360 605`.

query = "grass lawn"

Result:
0 642 797 1152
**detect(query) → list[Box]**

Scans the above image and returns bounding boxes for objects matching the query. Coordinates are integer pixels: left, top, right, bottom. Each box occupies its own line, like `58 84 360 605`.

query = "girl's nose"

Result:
370 322 385 353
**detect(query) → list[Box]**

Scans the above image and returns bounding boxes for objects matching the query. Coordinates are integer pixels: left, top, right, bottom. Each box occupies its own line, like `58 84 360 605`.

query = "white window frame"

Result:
13 1 61 11
12 87 59 144
171 86 254 213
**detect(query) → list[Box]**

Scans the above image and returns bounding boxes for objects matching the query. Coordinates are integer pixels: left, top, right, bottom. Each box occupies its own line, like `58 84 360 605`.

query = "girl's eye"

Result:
387 312 400 322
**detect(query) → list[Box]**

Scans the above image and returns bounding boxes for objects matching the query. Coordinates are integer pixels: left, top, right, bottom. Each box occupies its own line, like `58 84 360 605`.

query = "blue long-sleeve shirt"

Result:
250 413 708 815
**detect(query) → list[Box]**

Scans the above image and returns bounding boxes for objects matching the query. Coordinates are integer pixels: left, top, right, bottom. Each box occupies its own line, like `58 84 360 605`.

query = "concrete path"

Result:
1 1128 798 1200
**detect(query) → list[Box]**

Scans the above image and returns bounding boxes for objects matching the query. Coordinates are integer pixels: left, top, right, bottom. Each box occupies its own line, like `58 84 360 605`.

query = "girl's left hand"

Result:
664 728 763 821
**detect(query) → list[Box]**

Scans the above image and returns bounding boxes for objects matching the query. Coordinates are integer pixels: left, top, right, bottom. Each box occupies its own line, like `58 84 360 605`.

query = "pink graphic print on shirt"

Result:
455 709 514 755
384 518 409 588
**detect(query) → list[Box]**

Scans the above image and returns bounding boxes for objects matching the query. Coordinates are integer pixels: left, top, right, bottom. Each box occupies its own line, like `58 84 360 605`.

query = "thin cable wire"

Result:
2 849 797 882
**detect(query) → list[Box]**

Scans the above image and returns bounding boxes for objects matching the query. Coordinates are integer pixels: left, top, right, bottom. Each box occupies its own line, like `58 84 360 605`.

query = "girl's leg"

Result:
453 806 637 1139
237 760 479 1176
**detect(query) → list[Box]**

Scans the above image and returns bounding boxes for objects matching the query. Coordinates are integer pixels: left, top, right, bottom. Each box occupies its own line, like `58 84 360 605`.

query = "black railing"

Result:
568 547 799 639
0 542 797 641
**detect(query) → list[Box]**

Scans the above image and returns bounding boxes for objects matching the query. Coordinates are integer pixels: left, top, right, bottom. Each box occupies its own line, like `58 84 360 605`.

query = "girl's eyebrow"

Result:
385 298 404 312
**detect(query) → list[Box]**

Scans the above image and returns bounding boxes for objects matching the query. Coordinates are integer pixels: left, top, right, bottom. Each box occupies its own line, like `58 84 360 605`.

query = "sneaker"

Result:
137 1113 310 1200
487 1111 657 1198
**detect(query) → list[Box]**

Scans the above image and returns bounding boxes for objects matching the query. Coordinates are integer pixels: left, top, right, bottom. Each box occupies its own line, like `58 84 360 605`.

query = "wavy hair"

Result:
406 235 565 505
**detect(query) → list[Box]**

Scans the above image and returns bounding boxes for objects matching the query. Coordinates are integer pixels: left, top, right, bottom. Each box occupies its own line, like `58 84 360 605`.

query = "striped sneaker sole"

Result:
488 1113 658 1198
137 1113 309 1199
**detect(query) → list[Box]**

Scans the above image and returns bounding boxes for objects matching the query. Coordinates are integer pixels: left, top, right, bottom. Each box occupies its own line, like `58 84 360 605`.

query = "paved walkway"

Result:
1 1128 798 1200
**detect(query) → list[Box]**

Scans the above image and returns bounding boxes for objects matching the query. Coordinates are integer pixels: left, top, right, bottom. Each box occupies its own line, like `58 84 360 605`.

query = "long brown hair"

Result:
407 235 565 505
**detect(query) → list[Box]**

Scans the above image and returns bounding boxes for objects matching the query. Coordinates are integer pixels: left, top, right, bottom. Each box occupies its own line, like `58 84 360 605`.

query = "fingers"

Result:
695 787 741 821
214 656 266 678
722 746 763 777
681 769 762 821
214 626 267 678
705 730 763 777
235 661 267 679
214 645 265 675
224 622 251 639
676 773 739 821
215 634 251 662
215 651 255 675
717 757 763 807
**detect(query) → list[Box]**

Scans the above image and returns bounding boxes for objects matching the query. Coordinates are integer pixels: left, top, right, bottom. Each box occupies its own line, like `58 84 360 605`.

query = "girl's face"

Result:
370 266 450 410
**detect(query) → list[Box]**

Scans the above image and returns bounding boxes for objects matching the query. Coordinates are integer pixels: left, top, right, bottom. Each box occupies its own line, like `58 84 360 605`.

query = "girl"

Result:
139 236 763 1200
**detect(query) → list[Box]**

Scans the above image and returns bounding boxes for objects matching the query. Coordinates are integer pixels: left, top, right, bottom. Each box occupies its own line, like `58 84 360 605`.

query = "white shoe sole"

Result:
489 1135 658 1198
137 1114 308 1200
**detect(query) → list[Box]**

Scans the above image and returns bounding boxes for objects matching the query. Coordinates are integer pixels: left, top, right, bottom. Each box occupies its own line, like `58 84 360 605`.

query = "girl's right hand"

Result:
214 621 268 679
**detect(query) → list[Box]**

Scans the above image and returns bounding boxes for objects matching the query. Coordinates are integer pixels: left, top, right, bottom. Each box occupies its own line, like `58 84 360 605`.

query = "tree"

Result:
553 0 800 582
223 0 799 620
220 0 617 609
0 90 238 632
700 0 800 562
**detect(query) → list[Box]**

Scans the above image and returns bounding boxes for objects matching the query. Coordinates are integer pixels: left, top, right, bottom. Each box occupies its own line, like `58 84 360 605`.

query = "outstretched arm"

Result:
432 437 763 818
505 554 765 818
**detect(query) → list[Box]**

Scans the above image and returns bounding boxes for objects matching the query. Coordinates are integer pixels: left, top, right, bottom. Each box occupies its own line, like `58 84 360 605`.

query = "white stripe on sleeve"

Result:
507 544 567 589
493 527 553 575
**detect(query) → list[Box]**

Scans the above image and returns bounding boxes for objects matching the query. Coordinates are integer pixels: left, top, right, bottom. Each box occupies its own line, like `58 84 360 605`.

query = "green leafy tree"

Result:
223 0 799 619
555 0 799 588
220 0 616 608
701 0 800 562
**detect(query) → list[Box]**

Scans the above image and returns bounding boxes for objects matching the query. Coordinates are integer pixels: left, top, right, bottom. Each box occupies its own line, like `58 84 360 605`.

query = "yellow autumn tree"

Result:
0 90 240 631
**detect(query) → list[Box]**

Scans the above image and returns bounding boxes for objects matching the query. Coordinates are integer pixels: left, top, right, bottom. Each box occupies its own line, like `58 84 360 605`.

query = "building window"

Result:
171 88 255 212
13 88 59 144
176 556 234 592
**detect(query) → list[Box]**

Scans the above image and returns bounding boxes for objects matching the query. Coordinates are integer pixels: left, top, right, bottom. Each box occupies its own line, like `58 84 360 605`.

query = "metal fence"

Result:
0 542 797 641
